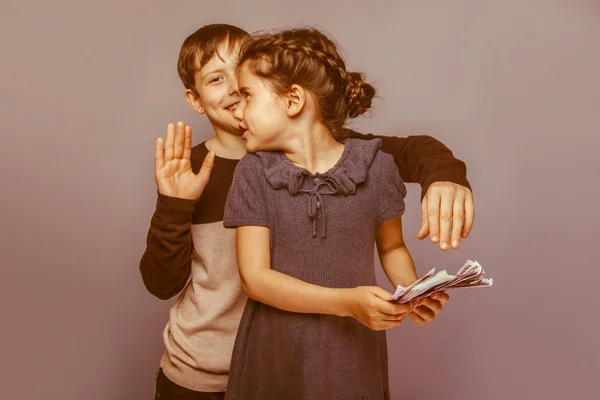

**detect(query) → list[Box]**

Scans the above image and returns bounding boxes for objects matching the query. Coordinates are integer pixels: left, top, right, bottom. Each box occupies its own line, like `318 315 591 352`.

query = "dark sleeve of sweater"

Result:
347 129 472 200
139 193 196 300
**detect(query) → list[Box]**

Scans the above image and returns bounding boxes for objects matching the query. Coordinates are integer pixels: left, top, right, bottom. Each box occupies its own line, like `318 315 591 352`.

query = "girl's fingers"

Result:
411 304 435 321
408 311 428 326
417 298 443 314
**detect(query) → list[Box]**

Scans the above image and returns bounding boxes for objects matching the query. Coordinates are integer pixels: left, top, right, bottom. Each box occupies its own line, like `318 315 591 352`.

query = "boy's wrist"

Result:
154 192 197 225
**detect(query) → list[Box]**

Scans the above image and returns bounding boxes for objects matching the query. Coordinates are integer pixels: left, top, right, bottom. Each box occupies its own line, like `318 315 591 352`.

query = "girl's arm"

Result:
376 217 418 288
235 225 411 329
235 225 349 316
376 216 451 326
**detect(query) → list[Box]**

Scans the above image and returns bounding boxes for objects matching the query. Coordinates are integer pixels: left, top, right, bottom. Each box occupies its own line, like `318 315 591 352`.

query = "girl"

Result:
223 28 446 399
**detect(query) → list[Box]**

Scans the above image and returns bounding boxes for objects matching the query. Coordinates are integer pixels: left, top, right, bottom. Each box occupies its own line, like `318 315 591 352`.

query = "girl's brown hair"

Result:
238 28 375 138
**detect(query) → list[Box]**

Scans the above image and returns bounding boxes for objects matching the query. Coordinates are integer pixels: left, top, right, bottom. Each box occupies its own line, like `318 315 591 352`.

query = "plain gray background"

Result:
1 0 598 399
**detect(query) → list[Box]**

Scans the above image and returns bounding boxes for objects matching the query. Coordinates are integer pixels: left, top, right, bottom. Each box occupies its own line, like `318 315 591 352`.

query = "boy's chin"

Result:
223 125 244 137
209 115 243 136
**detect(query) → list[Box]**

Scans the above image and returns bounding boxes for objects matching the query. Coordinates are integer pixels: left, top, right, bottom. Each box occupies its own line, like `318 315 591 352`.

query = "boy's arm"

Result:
347 129 470 198
139 193 195 300
348 129 474 250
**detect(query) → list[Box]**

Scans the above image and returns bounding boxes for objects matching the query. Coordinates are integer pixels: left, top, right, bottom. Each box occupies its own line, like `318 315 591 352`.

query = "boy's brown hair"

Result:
178 24 250 95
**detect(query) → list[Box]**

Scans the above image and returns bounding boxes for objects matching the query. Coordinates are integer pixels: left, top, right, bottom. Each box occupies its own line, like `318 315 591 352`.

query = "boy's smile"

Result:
186 41 243 136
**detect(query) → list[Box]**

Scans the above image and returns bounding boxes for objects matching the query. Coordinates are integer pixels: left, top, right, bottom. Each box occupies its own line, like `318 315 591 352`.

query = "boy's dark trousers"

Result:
154 369 225 400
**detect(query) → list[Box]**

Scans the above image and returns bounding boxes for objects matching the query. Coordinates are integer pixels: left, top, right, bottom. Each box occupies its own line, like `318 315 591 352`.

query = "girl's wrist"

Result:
333 288 353 318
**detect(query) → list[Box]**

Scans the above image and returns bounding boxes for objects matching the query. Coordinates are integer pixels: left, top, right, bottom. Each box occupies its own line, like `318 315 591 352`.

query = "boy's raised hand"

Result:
154 121 215 200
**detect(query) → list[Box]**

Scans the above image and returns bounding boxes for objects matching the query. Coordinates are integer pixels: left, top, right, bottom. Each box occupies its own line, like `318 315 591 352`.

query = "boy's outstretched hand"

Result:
418 182 474 251
408 292 449 326
154 121 215 200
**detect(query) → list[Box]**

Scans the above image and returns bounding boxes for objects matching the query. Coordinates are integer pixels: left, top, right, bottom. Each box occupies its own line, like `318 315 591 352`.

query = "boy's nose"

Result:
228 79 239 96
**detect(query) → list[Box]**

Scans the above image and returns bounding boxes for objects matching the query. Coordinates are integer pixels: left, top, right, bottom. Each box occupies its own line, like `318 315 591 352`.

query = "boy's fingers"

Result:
438 194 453 250
426 191 441 243
196 151 215 187
451 197 465 248
154 137 165 172
173 122 185 159
164 123 176 162
463 193 475 238
417 198 429 239
183 125 192 160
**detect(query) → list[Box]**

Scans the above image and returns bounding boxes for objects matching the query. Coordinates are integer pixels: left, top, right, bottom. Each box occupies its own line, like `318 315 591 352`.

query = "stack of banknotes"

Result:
389 259 493 304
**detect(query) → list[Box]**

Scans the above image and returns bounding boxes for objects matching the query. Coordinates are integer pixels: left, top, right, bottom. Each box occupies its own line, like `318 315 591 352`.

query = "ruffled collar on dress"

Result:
254 138 382 239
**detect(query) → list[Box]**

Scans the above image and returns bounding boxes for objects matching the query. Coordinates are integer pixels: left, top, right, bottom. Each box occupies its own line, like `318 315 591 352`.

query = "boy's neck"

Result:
206 128 247 160
283 122 344 174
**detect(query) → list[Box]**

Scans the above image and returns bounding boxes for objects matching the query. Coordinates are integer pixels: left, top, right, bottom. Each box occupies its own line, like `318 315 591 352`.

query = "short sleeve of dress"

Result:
377 152 408 228
223 154 271 228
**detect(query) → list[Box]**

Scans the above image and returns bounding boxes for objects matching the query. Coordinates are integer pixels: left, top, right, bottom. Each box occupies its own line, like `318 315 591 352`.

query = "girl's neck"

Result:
283 122 344 174
206 128 247 160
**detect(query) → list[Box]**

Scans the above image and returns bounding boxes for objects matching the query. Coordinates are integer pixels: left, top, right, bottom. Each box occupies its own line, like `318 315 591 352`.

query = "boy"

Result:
141 24 473 399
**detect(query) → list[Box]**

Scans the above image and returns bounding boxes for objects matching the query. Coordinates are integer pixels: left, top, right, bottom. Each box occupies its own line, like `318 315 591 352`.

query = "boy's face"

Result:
186 41 242 135
235 63 289 153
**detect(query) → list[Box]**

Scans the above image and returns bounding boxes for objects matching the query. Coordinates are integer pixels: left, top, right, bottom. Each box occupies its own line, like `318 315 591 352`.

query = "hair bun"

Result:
345 72 375 118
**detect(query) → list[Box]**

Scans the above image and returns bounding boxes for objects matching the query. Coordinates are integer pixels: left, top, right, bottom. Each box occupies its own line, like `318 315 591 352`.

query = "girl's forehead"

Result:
237 63 257 85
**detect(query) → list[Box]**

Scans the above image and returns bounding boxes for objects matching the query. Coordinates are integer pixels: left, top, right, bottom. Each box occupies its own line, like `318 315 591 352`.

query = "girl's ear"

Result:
285 84 305 117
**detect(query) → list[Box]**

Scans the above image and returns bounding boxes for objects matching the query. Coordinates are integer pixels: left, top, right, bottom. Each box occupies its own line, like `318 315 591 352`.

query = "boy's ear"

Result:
285 84 305 117
184 89 205 115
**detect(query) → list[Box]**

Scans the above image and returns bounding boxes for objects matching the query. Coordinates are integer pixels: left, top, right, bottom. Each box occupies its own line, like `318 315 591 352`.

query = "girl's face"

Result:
234 63 290 153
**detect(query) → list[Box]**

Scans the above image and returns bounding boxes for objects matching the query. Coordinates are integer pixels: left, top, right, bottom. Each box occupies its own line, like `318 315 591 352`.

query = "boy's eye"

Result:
210 77 223 83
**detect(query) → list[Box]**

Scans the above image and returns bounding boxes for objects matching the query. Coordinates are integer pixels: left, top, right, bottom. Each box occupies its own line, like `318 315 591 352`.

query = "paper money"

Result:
389 259 492 304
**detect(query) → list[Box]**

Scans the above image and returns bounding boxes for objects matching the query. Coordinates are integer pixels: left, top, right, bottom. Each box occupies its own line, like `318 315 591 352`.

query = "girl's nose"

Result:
233 102 243 122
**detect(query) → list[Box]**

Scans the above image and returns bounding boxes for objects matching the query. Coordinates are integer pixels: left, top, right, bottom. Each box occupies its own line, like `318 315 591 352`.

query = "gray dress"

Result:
223 138 406 400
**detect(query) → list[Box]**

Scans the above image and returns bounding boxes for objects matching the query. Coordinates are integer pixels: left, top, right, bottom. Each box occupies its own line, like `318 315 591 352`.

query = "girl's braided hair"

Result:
238 28 375 138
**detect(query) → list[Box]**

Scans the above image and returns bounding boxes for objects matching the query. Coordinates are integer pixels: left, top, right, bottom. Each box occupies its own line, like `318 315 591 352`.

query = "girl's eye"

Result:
210 77 223 83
